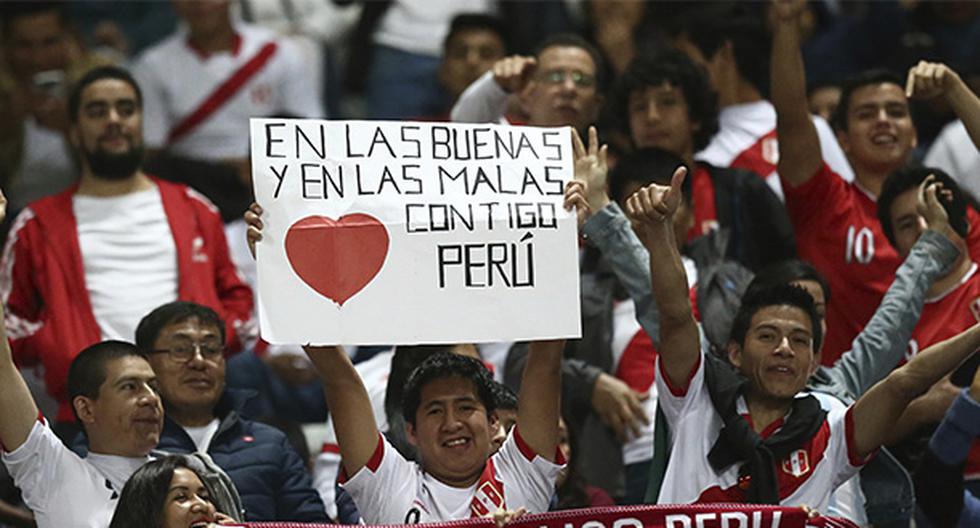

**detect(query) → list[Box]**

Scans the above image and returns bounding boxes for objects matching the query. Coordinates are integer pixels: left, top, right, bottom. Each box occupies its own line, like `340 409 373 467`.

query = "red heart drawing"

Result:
284 214 390 306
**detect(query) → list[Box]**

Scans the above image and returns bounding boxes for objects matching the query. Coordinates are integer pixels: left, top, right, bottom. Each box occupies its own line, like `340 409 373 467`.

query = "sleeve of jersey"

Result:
131 53 169 149
338 434 416 525
829 406 875 487
814 116 855 183
781 162 851 235
1 208 44 365
450 71 511 124
278 38 326 119
653 350 706 429
193 195 256 351
1 418 83 513
492 427 566 514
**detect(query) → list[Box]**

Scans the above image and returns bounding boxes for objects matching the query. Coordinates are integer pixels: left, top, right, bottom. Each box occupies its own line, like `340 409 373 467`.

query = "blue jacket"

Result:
156 389 328 522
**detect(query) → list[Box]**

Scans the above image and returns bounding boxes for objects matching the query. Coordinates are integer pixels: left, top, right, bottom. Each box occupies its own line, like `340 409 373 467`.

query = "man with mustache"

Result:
0 65 253 439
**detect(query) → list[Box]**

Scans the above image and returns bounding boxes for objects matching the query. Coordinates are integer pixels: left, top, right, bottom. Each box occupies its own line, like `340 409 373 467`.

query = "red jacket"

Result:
0 178 254 421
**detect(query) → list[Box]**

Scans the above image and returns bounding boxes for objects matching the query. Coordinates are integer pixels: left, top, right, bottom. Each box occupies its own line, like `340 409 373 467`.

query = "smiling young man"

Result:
625 165 980 511
0 65 253 432
136 301 327 522
771 0 980 365
300 342 564 524
0 226 164 528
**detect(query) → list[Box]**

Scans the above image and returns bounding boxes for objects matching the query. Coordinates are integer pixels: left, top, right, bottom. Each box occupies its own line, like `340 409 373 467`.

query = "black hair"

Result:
746 260 831 304
67 65 143 123
401 352 496 426
609 147 692 205
491 381 518 411
830 69 905 132
877 166 969 249
67 340 146 422
675 4 771 97
729 283 823 354
109 455 219 528
135 301 226 353
0 1 66 35
444 13 510 54
610 47 719 151
534 33 608 92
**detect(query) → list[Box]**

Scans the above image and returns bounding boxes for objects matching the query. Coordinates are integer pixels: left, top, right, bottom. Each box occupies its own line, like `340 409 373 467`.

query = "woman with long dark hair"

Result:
109 455 237 528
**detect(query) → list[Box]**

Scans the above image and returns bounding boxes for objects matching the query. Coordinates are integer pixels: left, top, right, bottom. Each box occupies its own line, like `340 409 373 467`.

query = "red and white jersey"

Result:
696 100 854 200
2 418 148 528
905 263 980 360
341 428 564 524
784 163 980 365
655 354 868 512
133 23 323 161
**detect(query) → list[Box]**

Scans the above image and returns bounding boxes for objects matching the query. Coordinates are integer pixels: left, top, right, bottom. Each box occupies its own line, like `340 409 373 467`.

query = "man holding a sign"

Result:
244 117 591 522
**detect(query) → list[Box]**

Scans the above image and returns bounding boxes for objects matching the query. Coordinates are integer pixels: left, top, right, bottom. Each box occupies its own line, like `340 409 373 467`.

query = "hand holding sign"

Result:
572 126 610 218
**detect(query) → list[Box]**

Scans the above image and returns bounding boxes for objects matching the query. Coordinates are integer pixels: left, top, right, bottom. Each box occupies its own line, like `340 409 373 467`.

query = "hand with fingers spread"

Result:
492 55 538 94
245 202 263 259
917 174 953 235
591 372 650 442
906 61 964 101
571 126 610 217
563 180 590 229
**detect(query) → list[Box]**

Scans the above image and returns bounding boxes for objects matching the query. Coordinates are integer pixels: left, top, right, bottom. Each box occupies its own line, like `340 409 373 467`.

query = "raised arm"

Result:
825 176 961 397
850 321 980 458
515 339 563 461
624 168 700 390
303 345 381 476
0 190 40 452
771 0 824 188
450 56 536 124
907 61 980 150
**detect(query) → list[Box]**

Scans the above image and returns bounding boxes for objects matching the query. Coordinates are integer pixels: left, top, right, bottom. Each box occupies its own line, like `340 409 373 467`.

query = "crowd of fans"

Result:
2 0 980 527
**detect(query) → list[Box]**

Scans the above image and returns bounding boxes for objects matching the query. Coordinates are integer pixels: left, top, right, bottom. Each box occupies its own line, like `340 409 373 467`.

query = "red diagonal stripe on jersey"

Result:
167 41 278 144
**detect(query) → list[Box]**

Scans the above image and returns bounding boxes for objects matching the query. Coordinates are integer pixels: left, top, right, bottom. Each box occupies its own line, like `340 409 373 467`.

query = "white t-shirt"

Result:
925 119 980 204
374 0 494 57
182 418 221 454
133 23 323 161
74 187 178 341
655 353 867 512
2 419 149 528
341 428 564 524
695 100 855 200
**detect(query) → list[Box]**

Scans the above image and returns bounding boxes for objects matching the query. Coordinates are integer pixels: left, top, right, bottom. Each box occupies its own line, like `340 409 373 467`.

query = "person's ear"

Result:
74 396 97 424
405 421 418 447
727 341 742 368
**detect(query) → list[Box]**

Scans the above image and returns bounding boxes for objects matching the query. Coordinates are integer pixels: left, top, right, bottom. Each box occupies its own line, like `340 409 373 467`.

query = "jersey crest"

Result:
781 449 811 478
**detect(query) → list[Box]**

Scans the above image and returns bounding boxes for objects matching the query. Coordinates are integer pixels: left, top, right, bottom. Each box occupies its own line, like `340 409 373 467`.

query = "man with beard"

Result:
0 65 253 438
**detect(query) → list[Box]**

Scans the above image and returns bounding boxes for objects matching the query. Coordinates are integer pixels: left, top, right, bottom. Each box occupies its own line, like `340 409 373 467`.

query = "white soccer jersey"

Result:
341 428 564 524
655 353 867 513
133 22 323 161
2 418 148 528
695 100 854 199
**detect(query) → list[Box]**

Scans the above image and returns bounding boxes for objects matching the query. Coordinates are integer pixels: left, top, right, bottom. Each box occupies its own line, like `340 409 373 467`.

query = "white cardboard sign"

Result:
250 118 582 345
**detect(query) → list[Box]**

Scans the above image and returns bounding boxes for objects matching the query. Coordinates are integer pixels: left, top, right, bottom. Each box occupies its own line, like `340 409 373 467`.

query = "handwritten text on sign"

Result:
250 119 582 345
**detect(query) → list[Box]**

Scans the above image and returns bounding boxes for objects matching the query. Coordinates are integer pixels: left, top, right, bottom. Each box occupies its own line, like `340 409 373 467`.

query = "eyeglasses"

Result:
537 69 597 88
150 342 224 363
